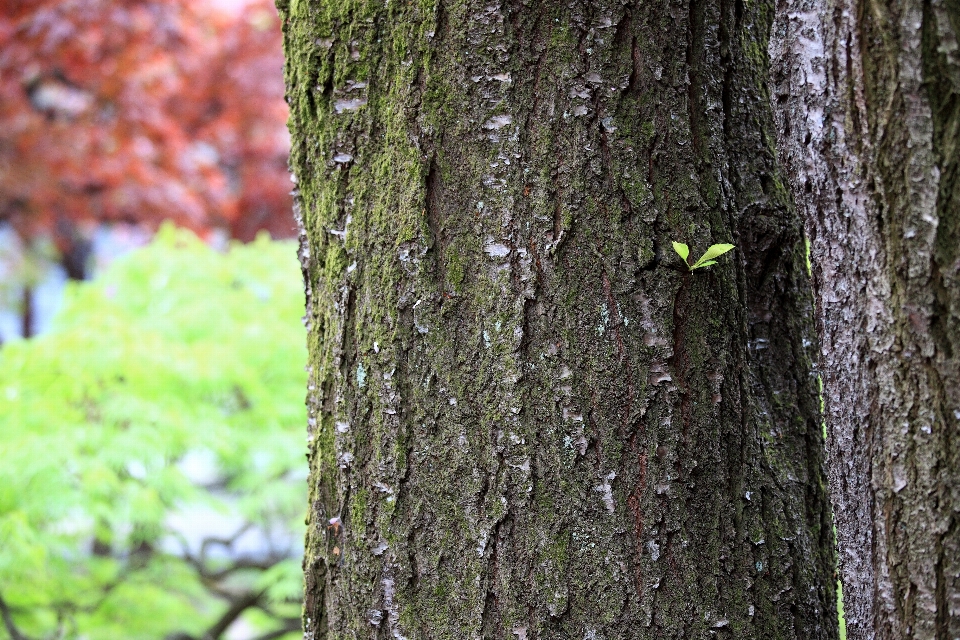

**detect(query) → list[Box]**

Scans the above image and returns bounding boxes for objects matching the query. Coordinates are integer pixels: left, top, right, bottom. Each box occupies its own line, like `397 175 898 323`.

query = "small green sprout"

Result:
672 241 736 271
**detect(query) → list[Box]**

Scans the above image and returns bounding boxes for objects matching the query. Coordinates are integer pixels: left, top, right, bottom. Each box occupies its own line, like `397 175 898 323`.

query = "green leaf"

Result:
691 260 717 269
692 243 735 268
697 243 735 263
671 242 690 262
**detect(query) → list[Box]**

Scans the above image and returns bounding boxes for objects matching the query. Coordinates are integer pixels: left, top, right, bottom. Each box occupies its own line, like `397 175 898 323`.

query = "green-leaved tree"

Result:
0 227 306 640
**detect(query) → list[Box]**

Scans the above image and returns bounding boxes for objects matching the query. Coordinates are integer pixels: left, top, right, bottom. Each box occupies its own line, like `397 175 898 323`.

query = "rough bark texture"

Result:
770 0 960 638
280 0 837 637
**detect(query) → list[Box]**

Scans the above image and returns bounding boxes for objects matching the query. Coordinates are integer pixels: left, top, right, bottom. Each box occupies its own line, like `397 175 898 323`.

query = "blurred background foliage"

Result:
0 1 306 639
0 0 293 338
0 227 306 640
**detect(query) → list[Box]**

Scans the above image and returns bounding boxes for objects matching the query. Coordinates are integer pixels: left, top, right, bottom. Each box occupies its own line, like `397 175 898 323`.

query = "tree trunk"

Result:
770 1 960 638
20 285 33 339
280 0 837 637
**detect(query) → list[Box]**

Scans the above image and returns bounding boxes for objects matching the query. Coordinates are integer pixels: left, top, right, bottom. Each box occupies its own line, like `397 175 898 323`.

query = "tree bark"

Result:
770 0 960 638
280 0 838 637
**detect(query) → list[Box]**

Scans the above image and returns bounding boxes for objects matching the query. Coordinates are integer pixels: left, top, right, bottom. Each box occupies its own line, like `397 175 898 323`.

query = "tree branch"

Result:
245 617 300 640
200 590 264 640
198 524 253 564
0 591 33 640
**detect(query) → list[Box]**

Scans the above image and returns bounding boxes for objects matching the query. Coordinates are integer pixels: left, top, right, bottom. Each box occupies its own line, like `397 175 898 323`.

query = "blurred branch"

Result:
178 524 288 592
50 548 142 616
199 523 253 564
246 617 300 640
173 524 291 639
201 557 284 583
166 589 299 640
0 591 33 640
41 611 65 640
200 590 264 640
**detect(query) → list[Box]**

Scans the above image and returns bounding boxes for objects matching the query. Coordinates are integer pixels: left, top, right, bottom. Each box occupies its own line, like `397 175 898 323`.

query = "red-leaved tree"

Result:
0 0 291 279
